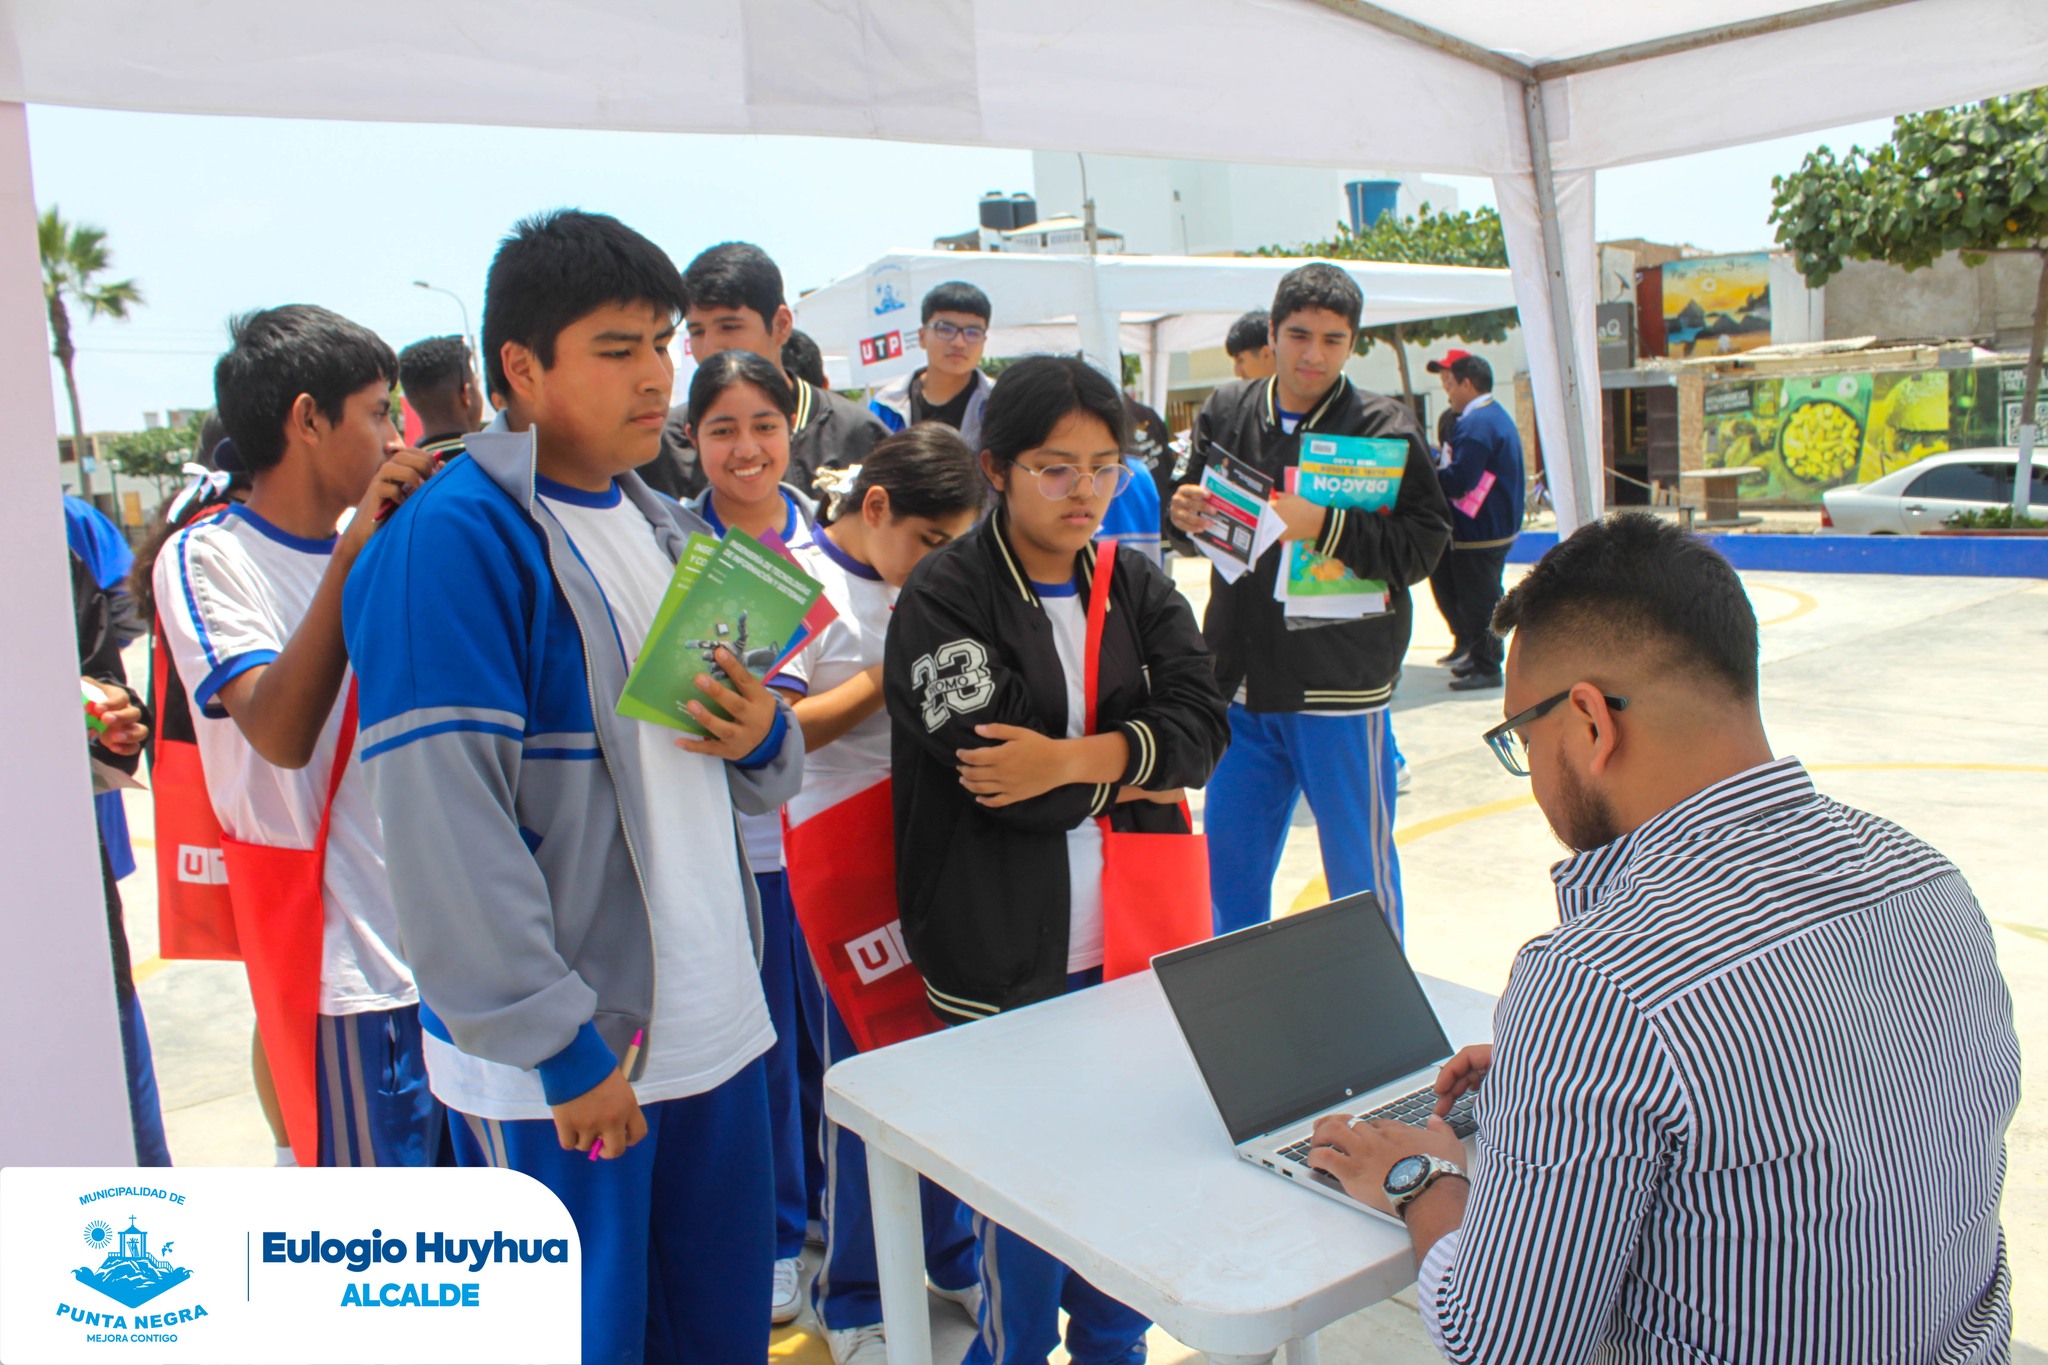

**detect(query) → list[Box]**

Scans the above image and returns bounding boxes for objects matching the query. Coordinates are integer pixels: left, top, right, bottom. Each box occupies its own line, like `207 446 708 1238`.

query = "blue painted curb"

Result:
1504 531 2048 578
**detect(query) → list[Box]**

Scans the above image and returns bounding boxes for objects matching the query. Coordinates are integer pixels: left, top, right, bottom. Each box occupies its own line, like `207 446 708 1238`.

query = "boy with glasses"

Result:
871 281 995 449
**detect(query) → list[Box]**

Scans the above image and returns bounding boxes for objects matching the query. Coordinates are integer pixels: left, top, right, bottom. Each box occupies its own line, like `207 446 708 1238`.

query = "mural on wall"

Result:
1662 254 1772 358
1703 364 2036 503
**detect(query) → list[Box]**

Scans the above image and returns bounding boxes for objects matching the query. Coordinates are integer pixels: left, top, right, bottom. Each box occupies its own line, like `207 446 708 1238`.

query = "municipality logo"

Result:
74 1214 193 1308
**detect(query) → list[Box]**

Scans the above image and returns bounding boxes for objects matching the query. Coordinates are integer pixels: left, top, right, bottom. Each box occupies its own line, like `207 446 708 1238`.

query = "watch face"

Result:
1386 1154 1431 1195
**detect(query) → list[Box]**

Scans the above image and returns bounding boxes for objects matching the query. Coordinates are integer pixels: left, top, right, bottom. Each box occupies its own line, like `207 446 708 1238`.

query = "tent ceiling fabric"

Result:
5 1 2043 176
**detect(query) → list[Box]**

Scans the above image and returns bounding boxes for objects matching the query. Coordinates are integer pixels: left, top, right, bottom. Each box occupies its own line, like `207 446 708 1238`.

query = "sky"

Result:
28 106 1896 433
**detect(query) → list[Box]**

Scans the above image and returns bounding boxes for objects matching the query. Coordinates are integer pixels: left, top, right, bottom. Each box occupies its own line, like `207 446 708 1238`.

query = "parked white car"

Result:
1821 448 2048 533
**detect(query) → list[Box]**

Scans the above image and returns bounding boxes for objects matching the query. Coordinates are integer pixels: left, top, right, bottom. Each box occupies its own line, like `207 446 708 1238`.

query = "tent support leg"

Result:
1521 80 1602 533
0 99 136 1166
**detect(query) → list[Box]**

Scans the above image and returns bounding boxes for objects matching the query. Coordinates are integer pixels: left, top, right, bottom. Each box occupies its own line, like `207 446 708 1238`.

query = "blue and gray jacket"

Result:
341 426 802 1105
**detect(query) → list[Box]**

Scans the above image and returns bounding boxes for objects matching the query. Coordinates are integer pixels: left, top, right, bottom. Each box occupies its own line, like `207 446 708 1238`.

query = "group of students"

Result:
126 207 1456 1365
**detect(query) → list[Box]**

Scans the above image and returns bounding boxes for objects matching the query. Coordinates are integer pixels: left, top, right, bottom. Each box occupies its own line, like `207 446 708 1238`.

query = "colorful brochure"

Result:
617 529 825 735
756 525 839 675
1273 434 1407 620
1192 451 1285 584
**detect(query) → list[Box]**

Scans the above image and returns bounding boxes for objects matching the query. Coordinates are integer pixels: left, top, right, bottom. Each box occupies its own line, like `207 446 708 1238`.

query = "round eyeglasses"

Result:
928 320 987 344
1013 462 1135 500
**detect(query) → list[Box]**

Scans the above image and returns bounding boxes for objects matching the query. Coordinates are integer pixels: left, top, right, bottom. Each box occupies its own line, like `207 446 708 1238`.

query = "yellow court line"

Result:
1287 760 2048 913
1748 581 1820 628
770 1325 830 1361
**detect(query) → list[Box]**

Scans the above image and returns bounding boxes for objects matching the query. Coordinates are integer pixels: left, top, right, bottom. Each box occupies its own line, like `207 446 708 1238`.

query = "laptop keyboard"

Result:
1275 1087 1478 1167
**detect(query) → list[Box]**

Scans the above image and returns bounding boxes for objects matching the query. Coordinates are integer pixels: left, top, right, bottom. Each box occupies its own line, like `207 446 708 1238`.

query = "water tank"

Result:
1009 192 1038 229
980 192 1017 232
1345 180 1401 231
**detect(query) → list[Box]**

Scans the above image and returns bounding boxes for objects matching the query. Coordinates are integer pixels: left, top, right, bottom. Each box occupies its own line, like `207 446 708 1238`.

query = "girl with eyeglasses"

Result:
882 355 1230 1365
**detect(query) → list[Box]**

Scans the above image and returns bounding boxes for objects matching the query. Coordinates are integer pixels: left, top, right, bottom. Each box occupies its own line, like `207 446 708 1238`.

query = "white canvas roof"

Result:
793 249 1517 410
2 0 2043 1163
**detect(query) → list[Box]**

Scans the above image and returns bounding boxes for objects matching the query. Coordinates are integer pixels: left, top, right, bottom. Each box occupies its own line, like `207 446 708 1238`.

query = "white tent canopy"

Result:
793 249 1518 413
3 1 2043 1164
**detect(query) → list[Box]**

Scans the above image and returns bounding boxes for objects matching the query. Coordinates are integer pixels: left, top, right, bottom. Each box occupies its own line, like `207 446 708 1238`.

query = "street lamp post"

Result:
411 280 477 369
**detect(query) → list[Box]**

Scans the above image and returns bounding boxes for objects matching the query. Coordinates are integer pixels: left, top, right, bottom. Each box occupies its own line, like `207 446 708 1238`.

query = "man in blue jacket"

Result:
1427 351 1524 690
345 210 802 1365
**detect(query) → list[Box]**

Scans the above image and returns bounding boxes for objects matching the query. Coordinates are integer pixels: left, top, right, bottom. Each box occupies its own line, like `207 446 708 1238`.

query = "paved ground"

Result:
112 557 2047 1363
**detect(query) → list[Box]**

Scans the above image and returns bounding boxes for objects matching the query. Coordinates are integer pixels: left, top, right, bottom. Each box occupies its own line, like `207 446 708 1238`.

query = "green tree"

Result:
1262 203 1518 407
1771 89 2048 515
40 207 143 502
102 412 206 502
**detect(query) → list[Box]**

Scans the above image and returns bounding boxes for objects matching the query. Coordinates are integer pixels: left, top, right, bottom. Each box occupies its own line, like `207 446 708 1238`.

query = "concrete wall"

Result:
1825 250 2046 350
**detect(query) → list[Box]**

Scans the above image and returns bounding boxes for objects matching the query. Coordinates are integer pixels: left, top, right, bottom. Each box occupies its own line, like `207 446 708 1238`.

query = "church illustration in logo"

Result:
74 1216 193 1308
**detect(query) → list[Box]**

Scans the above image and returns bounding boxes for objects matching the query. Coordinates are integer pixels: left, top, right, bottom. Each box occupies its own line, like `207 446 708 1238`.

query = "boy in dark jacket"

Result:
1427 350 1525 688
1170 264 1450 941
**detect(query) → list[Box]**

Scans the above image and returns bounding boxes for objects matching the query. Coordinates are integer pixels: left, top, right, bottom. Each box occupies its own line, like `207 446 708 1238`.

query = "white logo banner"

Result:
0 1168 578 1363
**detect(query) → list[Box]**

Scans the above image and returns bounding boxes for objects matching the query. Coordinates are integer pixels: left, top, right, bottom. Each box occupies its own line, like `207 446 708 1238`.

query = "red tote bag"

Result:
150 629 242 962
1083 551 1214 980
219 687 357 1168
783 779 945 1052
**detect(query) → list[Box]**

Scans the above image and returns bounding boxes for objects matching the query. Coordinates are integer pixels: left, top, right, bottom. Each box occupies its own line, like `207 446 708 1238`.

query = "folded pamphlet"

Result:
617 529 824 736
1192 452 1286 584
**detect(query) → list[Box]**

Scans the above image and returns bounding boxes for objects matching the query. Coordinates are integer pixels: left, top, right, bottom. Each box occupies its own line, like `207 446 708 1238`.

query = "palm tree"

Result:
40 207 141 501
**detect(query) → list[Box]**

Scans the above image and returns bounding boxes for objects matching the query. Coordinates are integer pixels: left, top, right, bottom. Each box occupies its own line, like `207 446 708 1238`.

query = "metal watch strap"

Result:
1390 1156 1468 1219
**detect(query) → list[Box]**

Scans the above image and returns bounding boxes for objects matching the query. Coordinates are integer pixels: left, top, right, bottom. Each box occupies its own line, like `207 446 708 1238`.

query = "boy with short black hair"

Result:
1170 263 1450 941
396 334 484 461
152 305 440 1170
682 241 887 498
344 210 803 1365
1225 308 1275 380
870 279 995 448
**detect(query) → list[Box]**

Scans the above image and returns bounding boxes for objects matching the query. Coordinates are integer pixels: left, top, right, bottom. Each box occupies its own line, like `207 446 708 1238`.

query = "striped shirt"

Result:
1417 758 2018 1363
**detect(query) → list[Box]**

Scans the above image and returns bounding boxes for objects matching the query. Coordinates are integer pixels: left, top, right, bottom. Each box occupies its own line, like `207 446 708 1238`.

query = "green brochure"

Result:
1275 434 1407 619
616 530 823 736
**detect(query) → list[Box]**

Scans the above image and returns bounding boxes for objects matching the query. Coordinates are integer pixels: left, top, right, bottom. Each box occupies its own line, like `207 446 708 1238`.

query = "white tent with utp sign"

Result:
792 250 1519 415
1 0 2044 1167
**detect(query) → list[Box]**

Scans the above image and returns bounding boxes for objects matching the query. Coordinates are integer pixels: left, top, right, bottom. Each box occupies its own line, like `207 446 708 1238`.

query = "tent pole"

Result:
0 100 136 1166
1520 81 1601 532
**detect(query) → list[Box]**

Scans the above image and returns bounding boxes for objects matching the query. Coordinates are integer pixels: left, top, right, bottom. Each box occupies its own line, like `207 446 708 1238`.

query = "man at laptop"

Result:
1306 514 2019 1361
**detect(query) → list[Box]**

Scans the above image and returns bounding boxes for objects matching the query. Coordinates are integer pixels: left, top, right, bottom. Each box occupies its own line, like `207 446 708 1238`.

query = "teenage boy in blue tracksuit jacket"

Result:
343 210 802 1365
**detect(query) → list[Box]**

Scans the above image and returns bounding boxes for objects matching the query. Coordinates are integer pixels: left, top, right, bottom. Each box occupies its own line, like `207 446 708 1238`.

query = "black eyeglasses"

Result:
1482 690 1629 776
928 319 987 344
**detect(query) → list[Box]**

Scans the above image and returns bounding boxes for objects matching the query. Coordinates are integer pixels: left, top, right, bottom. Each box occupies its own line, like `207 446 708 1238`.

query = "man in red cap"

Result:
1426 350 1523 690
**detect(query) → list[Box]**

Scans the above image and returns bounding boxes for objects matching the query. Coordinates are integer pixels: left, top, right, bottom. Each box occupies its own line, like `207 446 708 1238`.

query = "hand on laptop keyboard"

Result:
1275 1086 1478 1167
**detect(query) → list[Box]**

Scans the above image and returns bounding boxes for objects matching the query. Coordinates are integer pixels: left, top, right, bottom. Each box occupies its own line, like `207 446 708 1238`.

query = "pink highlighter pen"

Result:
588 1029 646 1161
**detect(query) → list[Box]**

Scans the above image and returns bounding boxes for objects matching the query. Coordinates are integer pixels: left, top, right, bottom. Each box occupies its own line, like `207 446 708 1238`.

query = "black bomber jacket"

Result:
883 508 1230 1024
1181 376 1451 712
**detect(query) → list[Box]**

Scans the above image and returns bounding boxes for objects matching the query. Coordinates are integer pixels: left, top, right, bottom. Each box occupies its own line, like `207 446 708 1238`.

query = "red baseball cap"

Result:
1425 349 1474 373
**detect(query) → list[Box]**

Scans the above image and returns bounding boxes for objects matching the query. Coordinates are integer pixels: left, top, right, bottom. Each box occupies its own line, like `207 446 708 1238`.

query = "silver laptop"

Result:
1153 893 1478 1224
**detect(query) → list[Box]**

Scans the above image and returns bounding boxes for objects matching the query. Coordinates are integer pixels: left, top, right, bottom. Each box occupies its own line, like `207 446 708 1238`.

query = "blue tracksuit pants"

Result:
965 969 1149 1365
447 1054 774 1365
314 1004 444 1167
811 985 978 1328
1202 705 1403 940
755 870 826 1259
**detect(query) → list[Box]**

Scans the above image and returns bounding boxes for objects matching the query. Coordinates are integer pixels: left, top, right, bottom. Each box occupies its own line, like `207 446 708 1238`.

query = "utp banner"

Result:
0 1168 577 1363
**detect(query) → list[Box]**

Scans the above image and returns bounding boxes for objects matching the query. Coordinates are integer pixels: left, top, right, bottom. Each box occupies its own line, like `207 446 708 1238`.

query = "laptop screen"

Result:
1153 894 1452 1145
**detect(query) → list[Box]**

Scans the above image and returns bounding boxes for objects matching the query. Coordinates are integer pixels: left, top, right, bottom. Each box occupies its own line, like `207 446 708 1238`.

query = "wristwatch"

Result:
1383 1154 1468 1219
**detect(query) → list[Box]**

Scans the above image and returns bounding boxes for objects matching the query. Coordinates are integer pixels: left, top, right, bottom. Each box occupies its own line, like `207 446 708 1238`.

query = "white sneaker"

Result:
823 1323 889 1364
1396 759 1413 796
929 1278 983 1324
771 1257 805 1326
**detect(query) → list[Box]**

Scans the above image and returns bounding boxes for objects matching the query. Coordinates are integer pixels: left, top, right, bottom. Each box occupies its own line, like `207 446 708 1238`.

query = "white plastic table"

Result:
824 971 1497 1365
